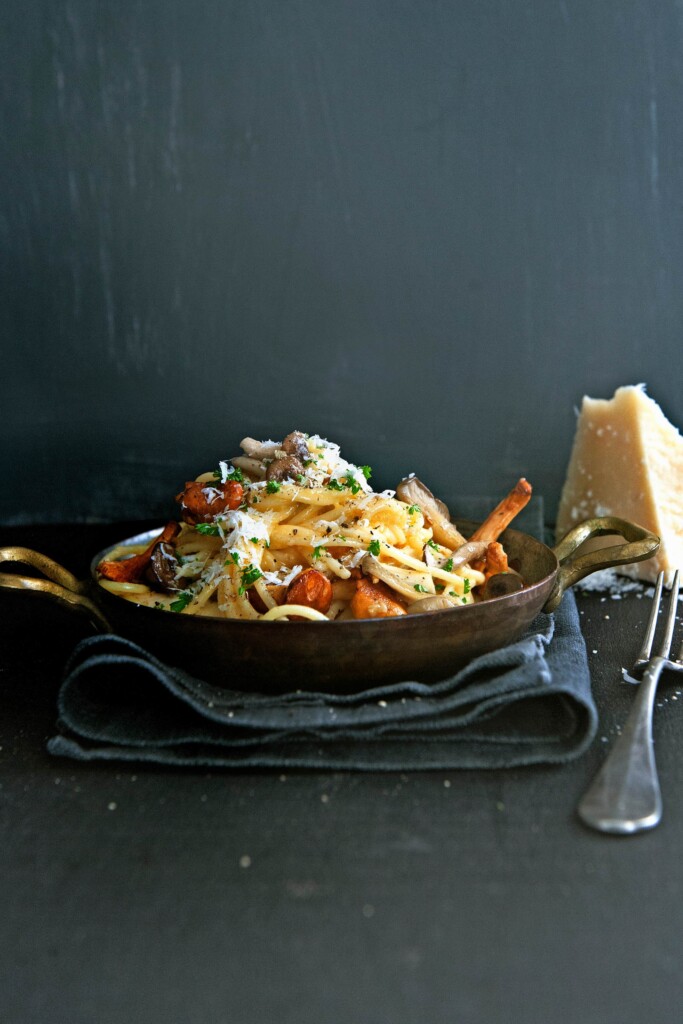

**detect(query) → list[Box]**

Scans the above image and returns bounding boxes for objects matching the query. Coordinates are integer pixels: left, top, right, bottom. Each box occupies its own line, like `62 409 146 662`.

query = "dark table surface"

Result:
2 522 682 1024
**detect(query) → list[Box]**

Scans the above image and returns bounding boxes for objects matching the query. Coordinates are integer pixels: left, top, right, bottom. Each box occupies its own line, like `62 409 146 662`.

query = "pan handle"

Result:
0 546 111 631
543 517 660 613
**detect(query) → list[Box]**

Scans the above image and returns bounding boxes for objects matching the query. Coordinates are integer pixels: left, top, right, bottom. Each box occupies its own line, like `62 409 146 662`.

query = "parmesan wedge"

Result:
556 385 683 584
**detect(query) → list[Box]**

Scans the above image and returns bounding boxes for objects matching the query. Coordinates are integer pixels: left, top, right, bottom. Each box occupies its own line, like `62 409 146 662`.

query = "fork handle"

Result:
577 658 666 834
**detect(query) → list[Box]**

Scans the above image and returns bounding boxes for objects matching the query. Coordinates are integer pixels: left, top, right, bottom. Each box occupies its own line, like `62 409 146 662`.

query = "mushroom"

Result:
145 541 180 592
230 456 267 480
281 431 310 462
396 477 467 550
239 432 310 482
360 553 431 602
407 594 462 614
239 437 281 460
481 572 525 600
266 454 305 482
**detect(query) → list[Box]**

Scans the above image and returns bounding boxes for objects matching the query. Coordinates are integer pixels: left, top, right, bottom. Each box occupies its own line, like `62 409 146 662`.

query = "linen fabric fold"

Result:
48 590 595 770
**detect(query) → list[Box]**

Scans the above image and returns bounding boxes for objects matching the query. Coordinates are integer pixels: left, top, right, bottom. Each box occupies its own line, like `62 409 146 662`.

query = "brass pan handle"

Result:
0 546 111 631
543 517 660 613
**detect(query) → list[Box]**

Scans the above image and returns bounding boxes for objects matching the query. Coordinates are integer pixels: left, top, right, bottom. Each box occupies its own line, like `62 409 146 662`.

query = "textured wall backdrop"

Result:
2 0 682 523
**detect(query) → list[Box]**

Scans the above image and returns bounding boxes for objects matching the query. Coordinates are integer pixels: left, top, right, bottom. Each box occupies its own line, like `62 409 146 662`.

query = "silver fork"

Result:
578 569 683 834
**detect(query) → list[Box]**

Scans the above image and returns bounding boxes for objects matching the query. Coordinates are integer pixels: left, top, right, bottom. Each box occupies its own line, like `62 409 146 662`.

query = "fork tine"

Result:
634 571 665 667
656 569 680 659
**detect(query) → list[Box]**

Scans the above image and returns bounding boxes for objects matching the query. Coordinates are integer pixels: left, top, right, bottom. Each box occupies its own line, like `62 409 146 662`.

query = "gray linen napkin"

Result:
47 498 597 770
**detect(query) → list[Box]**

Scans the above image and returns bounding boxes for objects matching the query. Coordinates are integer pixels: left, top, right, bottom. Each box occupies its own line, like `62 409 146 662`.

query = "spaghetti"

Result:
97 432 531 620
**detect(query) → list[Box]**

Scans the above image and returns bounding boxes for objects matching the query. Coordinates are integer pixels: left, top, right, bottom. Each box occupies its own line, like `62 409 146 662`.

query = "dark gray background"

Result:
3 0 682 524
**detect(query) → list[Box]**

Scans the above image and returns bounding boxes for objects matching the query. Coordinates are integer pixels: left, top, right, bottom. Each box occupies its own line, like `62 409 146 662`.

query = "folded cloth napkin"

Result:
47 497 597 770
48 592 595 770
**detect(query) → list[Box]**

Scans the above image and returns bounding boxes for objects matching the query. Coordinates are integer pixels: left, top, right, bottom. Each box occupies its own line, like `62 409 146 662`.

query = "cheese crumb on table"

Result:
556 385 683 584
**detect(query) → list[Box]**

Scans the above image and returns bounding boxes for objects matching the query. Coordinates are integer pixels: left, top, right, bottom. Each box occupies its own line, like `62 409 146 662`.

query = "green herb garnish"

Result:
414 584 428 593
195 523 221 535
368 540 381 556
312 545 327 560
360 465 372 480
463 578 471 594
213 464 244 483
407 504 420 516
266 480 281 493
238 564 264 595
170 592 193 613
427 539 440 551
327 479 344 491
443 558 454 572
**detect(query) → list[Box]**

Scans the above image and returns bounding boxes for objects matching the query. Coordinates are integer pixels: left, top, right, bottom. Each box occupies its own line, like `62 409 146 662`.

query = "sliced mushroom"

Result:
360 553 432 602
145 542 180 592
444 539 489 570
422 542 443 568
407 594 462 614
396 476 467 549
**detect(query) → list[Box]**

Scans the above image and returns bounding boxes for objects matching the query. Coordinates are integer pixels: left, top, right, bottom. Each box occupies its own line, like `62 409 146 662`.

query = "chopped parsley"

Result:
443 558 454 572
414 584 428 593
238 564 264 595
328 474 361 494
169 592 193 613
360 465 372 480
463 578 471 594
225 551 241 566
266 480 281 493
368 539 381 556
427 539 440 551
461 597 468 604
312 545 327 560
407 504 421 516
195 523 221 535
213 464 244 483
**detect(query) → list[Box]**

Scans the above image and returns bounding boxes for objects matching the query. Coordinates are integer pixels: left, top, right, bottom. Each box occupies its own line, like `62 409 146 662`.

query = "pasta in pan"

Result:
97 432 532 620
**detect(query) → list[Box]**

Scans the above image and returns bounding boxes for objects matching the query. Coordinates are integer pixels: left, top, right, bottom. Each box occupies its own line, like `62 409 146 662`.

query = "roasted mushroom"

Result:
266 454 305 482
360 553 433 601
396 476 467 550
97 522 180 584
175 480 244 525
145 541 180 592
281 431 310 462
239 437 281 460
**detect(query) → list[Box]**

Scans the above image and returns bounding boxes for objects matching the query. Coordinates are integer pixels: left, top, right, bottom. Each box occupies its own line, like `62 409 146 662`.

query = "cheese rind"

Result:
556 385 683 584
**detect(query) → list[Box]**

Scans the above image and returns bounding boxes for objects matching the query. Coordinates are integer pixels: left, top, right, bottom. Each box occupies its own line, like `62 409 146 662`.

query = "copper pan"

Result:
0 517 659 693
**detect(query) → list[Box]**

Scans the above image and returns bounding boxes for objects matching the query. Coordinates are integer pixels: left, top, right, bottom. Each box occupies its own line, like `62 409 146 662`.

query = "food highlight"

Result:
97 432 532 621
